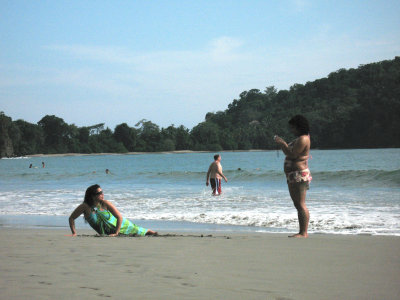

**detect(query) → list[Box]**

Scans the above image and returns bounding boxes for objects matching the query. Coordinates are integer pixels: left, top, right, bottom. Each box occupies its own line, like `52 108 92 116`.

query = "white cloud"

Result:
43 45 138 65
208 36 245 62
291 0 310 12
41 38 254 99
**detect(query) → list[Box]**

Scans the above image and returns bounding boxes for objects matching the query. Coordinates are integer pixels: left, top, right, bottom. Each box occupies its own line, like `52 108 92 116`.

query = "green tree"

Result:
134 120 161 152
38 115 70 153
0 112 15 157
89 128 127 153
13 120 44 155
114 123 137 151
191 121 222 151
175 125 191 150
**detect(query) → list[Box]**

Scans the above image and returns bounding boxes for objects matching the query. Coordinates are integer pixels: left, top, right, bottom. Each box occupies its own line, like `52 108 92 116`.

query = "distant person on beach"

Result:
68 184 158 236
29 164 32 168
42 162 45 168
206 154 228 196
105 169 110 174
274 115 312 238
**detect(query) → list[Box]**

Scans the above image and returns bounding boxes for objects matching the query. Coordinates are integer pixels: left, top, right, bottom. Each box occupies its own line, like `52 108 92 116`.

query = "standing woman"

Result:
274 115 312 238
69 184 158 236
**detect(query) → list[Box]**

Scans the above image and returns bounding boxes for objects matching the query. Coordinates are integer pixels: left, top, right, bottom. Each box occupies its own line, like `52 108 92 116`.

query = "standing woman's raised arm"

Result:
275 135 308 159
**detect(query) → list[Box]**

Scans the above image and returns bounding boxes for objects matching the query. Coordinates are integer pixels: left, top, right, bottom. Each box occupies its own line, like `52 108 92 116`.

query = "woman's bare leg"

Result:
288 183 309 238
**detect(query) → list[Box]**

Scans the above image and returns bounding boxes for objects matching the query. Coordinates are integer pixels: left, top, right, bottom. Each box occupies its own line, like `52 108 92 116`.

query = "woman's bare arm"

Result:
275 135 308 159
103 200 123 236
68 203 87 236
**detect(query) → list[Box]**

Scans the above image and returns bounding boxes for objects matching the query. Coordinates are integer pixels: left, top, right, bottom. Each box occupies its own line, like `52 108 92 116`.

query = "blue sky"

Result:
1 0 399 130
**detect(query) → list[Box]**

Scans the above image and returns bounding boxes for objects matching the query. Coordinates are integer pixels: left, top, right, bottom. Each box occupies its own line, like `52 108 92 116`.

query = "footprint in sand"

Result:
80 286 100 291
97 293 111 298
181 282 196 287
163 275 183 280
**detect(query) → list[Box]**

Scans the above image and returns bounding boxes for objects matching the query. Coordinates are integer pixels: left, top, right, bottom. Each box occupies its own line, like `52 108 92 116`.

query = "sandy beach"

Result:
1 229 399 300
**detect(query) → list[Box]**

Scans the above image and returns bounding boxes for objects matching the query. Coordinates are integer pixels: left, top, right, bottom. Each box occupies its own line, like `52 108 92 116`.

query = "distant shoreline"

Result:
2 147 398 159
25 149 268 158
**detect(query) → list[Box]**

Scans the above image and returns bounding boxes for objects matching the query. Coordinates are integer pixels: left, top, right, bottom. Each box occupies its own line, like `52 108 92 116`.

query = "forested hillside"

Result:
198 56 400 150
1 57 399 157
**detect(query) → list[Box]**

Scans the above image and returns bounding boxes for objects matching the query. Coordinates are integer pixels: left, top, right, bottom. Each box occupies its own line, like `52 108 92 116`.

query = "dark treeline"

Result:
1 57 399 157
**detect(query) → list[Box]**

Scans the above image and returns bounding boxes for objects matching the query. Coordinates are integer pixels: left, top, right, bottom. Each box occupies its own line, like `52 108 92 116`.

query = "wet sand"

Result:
1 228 399 299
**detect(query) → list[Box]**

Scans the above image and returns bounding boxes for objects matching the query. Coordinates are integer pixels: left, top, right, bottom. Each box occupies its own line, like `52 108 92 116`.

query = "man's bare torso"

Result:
208 161 222 179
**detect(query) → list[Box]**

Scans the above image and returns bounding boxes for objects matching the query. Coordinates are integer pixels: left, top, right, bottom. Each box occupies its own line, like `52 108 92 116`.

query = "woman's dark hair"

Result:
84 184 100 207
288 115 310 136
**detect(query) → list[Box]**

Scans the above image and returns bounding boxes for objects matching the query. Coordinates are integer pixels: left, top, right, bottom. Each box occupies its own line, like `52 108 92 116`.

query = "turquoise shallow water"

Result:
1 149 399 235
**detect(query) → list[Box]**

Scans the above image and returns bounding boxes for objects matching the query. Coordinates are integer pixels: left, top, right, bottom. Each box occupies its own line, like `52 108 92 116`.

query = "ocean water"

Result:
0 149 399 235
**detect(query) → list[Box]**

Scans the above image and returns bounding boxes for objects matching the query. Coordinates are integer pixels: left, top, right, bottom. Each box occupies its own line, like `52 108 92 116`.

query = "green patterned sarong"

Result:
86 208 148 236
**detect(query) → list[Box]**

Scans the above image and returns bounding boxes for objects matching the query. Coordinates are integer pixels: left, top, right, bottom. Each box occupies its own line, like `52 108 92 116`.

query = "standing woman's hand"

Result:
274 135 285 145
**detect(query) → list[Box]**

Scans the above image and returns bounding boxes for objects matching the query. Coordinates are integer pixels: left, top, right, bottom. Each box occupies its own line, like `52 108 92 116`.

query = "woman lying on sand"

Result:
69 184 158 236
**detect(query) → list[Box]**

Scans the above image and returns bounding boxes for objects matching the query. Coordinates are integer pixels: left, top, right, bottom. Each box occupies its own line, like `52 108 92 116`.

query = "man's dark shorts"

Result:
210 178 221 195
